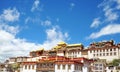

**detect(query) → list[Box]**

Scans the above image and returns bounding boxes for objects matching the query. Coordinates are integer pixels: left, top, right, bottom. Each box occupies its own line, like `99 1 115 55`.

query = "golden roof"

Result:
38 48 44 50
67 43 83 47
53 46 62 49
32 48 44 52
57 42 66 45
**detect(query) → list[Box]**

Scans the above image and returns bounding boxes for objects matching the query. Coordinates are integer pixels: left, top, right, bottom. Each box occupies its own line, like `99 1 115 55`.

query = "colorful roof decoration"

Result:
67 43 83 47
57 41 66 45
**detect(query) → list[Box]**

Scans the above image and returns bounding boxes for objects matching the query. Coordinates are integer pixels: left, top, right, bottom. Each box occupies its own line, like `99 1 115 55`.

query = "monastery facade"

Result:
1 40 120 72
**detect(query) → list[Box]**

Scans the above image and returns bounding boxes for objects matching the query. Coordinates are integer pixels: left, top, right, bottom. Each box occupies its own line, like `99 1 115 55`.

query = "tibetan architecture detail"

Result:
1 40 120 72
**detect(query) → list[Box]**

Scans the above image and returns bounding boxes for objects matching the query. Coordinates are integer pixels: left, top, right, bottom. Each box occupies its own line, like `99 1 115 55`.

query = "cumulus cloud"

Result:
88 24 120 39
31 0 40 12
0 7 69 62
90 0 120 28
89 0 120 39
0 24 19 35
0 8 41 62
0 24 41 62
0 8 20 22
39 26 69 50
101 0 120 22
103 5 119 22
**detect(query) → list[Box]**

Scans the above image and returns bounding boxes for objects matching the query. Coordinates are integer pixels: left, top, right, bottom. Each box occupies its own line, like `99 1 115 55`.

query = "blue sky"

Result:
0 0 120 62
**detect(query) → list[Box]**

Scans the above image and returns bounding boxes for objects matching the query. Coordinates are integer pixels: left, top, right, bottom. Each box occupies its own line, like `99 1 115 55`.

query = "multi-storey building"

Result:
36 56 83 72
88 40 120 62
106 65 120 72
55 60 83 72
0 63 5 72
52 42 84 58
21 55 90 72
91 59 106 72
9 56 28 64
29 42 84 60
5 40 120 72
21 62 37 72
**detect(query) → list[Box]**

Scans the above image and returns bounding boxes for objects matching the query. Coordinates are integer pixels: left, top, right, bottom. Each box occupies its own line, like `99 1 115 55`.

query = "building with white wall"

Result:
106 66 120 72
5 40 120 72
88 40 120 62
91 59 106 72
52 42 84 58
21 62 37 72
0 63 5 72
55 60 83 72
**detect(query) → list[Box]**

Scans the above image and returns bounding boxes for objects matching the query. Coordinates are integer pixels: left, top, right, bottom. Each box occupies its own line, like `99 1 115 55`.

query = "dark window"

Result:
68 65 71 70
63 65 65 69
32 65 34 69
103 53 105 56
107 53 109 56
25 65 27 69
110 53 112 56
110 49 112 51
57 65 60 69
29 65 31 69
99 64 102 67
114 52 116 55
114 48 116 51
95 64 98 66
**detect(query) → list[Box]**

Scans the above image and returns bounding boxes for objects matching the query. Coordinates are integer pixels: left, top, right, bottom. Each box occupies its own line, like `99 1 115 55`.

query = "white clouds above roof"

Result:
89 0 120 39
90 0 120 28
0 6 70 62
103 5 119 22
88 24 120 39
0 7 41 62
0 25 41 62
38 25 69 50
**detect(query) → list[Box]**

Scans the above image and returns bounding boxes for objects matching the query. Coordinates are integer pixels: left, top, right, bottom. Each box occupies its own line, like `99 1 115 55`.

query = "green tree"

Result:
11 63 20 72
109 59 120 66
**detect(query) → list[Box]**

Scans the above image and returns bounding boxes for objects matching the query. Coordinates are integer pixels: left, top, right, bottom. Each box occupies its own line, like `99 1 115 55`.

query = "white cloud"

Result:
39 26 69 50
0 24 41 62
89 0 120 39
103 6 119 22
90 0 120 28
101 0 120 22
25 16 41 25
88 24 120 39
115 0 120 9
0 8 41 62
31 0 40 12
0 6 70 62
25 17 31 24
41 20 51 26
0 24 19 35
90 18 101 28
0 8 20 22
0 20 69 62
0 25 69 62
0 30 14 42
